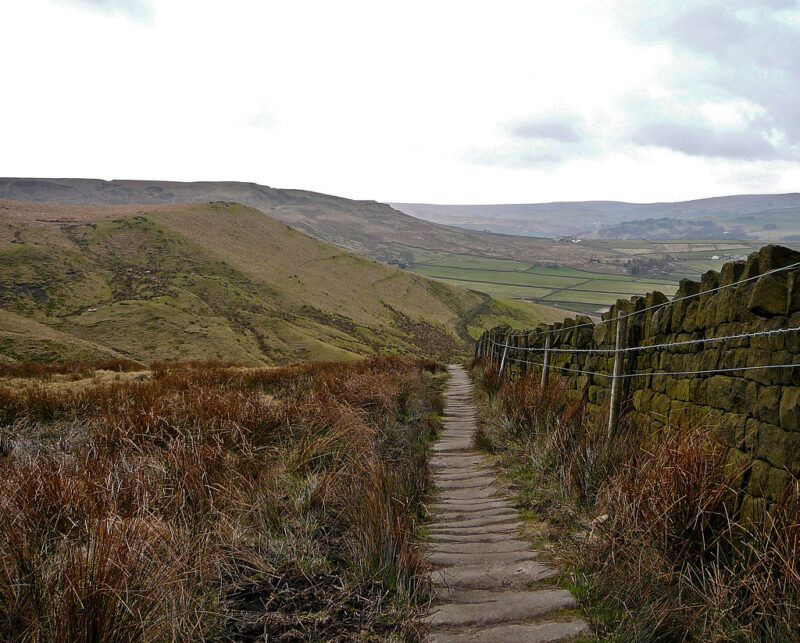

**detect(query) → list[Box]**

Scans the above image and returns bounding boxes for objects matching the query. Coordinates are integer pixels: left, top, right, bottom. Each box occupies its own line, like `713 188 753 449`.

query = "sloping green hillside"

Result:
0 178 638 271
0 200 556 364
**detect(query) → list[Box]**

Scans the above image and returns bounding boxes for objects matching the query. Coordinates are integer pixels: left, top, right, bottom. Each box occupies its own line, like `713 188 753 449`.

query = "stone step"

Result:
429 539 533 554
428 498 516 515
429 498 513 509
428 589 576 628
431 559 556 590
430 514 520 530
432 466 492 476
420 365 589 640
433 508 519 522
435 477 498 491
427 549 540 567
428 620 590 642
435 471 494 481
431 456 484 467
428 522 521 537
436 494 500 502
429 531 525 544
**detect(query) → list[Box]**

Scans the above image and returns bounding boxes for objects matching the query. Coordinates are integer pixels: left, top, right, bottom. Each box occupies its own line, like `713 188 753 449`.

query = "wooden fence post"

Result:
540 333 552 388
607 311 627 437
499 336 508 374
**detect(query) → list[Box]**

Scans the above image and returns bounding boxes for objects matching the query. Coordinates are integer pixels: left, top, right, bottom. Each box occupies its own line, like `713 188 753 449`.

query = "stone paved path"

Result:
424 365 589 642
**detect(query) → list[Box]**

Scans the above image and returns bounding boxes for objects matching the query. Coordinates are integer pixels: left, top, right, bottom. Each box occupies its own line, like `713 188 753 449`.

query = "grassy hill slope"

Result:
391 194 800 239
0 200 555 364
0 178 638 272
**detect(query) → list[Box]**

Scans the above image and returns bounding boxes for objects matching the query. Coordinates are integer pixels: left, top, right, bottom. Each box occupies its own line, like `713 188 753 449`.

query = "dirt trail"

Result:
423 365 588 642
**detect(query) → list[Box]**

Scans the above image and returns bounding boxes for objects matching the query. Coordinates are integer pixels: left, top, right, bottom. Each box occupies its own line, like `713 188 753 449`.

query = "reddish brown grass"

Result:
0 358 143 380
0 356 443 640
472 358 800 640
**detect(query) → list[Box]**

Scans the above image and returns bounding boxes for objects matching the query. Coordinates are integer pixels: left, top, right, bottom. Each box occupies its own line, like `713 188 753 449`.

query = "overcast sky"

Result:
2 0 799 203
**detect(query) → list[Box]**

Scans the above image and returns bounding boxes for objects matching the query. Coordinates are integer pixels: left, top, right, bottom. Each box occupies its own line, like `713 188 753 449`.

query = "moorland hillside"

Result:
392 193 800 239
0 178 639 272
0 199 561 364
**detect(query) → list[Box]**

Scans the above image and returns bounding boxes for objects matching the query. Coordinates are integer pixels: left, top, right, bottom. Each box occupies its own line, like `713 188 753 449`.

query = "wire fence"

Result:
488 325 800 356
499 259 800 341
477 255 800 433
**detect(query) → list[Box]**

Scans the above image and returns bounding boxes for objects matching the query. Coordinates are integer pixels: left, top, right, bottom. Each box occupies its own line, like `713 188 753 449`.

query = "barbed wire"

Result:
487 325 800 356
502 354 800 379
494 259 800 341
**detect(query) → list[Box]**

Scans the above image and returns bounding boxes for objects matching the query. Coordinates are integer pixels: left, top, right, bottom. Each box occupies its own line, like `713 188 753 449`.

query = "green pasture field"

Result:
400 236 790 314
405 246 680 313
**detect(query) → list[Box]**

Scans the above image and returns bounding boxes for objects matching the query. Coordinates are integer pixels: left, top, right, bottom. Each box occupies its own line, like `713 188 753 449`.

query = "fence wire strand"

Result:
487 326 800 356
502 355 800 379
501 259 800 340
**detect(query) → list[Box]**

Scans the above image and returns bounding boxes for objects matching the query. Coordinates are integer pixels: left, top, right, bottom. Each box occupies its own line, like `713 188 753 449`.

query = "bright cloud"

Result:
0 0 798 203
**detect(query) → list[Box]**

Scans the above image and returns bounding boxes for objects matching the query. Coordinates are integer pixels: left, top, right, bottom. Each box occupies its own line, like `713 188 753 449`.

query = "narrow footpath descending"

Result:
424 366 588 642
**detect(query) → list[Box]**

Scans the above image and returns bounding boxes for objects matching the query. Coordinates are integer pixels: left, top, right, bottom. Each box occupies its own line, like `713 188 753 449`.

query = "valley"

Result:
391 193 800 240
3 179 795 317
397 238 769 313
0 199 558 365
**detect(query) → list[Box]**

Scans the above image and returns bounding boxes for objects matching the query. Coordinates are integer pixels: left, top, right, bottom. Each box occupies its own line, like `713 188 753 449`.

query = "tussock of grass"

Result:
0 355 444 640
0 357 143 380
472 358 800 640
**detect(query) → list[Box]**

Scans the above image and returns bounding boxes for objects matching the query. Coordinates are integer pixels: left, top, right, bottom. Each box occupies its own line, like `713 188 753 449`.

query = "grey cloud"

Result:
634 121 791 161
55 0 155 24
618 1 800 159
462 111 589 169
506 118 582 143
465 114 589 168
663 5 749 56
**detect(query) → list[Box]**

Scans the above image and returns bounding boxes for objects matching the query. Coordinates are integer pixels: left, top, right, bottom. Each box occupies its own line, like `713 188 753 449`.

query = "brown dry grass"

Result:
0 356 444 641
472 359 800 641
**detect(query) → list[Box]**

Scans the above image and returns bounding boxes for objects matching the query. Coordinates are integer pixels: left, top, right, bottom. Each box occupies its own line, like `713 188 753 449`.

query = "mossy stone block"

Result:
717 412 748 448
720 260 746 286
744 418 761 452
674 378 691 402
758 244 800 273
689 378 708 406
753 385 781 425
651 392 671 416
588 385 602 404
746 458 772 498
780 387 800 432
749 274 788 318
788 272 800 315
755 424 800 470
632 388 653 411
742 252 762 280
725 447 751 488
669 400 692 420
748 460 790 500
706 375 749 413
766 467 789 500
740 495 768 524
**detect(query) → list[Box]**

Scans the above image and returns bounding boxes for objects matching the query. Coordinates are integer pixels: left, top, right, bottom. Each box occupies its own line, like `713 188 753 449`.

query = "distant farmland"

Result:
404 238 767 313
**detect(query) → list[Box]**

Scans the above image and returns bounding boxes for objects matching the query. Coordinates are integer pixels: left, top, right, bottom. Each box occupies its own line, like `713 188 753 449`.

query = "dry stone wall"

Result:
477 245 800 519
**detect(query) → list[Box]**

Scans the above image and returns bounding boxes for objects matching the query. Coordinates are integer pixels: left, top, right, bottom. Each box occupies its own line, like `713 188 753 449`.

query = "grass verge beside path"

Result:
0 356 447 641
469 359 800 641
